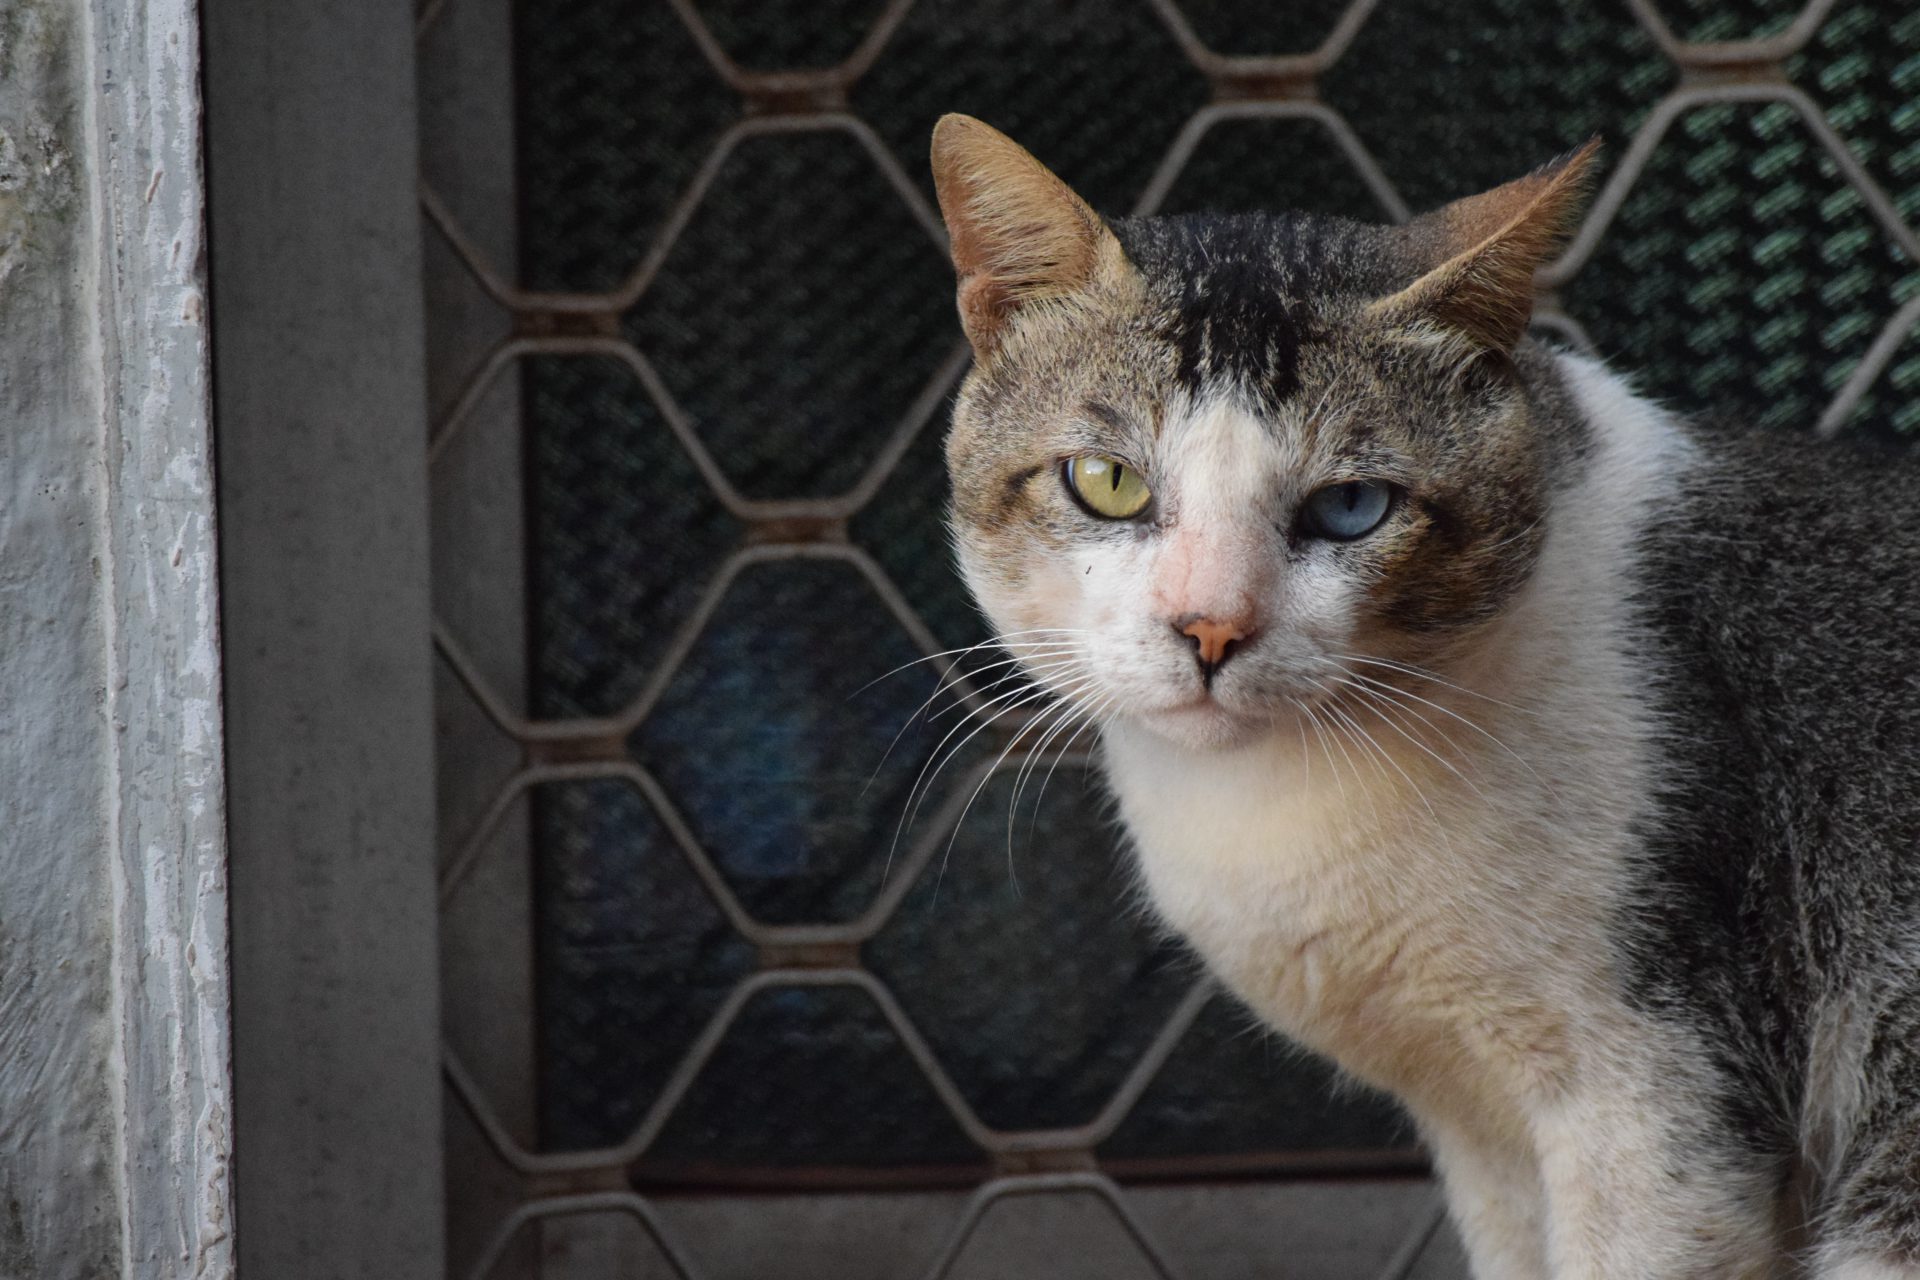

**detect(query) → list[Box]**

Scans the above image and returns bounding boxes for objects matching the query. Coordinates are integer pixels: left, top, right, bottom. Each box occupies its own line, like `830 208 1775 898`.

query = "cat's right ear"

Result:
930 114 1132 361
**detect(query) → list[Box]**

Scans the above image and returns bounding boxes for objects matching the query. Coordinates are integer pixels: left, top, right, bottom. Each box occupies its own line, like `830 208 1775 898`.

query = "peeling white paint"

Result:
86 0 234 1268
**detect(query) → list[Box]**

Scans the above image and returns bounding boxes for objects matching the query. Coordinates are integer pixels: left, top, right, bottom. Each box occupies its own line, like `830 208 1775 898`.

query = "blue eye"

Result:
1300 480 1394 541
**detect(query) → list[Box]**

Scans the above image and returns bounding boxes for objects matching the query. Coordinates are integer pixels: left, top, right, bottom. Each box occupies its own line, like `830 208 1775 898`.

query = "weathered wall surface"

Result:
0 2 127 1273
0 0 231 1276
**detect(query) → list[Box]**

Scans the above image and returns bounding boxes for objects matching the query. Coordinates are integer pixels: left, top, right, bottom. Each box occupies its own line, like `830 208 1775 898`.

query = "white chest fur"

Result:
1104 709 1590 1130
1096 353 1699 1132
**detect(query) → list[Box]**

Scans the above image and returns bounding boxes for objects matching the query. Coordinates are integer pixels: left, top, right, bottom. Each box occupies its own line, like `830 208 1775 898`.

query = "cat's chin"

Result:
1132 696 1274 752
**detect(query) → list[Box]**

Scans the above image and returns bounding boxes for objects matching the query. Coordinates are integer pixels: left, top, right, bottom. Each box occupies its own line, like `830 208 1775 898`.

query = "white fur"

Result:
1802 994 1871 1188
1090 355 1786 1276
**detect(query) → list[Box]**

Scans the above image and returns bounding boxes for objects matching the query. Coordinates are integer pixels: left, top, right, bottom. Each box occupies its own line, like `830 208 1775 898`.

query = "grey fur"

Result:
1634 424 1920 1267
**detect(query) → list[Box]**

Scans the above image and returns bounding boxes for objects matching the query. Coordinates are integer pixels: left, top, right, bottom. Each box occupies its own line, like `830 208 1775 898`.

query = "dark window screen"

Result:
511 0 1407 1182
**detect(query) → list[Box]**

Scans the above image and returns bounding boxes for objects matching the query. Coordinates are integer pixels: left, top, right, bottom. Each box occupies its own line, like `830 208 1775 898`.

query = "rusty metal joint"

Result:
745 514 851 545
523 733 632 767
514 307 625 338
742 81 854 117
521 1162 636 1200
1210 68 1320 104
756 939 863 970
990 1146 1100 1177
1676 61 1789 90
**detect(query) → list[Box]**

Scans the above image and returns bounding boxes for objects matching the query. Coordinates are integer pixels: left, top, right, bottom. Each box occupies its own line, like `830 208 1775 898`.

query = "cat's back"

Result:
1650 423 1920 791
1626 419 1920 1144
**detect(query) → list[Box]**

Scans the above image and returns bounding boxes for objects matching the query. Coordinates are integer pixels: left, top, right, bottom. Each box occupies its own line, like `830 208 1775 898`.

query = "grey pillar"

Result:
202 0 445 1273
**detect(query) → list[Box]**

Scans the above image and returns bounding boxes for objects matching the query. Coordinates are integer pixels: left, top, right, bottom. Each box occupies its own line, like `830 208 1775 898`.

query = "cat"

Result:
926 112 1920 1279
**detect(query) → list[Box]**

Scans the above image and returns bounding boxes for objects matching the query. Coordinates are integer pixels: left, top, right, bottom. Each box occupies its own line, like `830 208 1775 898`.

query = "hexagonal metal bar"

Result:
445 970 764 1178
433 538 1036 942
427 329 961 522
462 1190 701 1280
610 540 965 736
447 958 1213 1186
434 760 761 945
1816 290 1920 438
436 745 1004 955
446 966 999 1175
424 292 968 529
831 340 973 513
1147 0 1380 81
425 332 765 519
1624 0 1838 68
1530 305 1598 357
916 1172 1188 1280
433 540 961 751
1030 976 1212 1154
433 616 628 747
1542 79 1920 288
664 0 918 95
420 113 945 318
1132 100 1410 222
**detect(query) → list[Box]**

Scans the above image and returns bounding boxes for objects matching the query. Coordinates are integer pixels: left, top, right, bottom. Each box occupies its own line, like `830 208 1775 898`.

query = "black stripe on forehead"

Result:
1112 211 1373 408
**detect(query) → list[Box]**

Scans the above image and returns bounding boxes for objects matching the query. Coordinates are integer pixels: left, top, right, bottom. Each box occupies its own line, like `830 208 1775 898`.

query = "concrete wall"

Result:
0 0 232 1278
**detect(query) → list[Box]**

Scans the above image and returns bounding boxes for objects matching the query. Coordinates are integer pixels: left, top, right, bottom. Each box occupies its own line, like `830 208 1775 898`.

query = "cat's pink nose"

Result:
1177 615 1251 677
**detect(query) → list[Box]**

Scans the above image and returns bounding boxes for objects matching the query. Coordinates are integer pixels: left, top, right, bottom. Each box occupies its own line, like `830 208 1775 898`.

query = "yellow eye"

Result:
1064 455 1151 519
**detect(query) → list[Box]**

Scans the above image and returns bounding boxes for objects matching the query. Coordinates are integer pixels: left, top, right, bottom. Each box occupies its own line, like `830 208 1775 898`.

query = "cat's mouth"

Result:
1133 674 1345 750
1136 688 1273 749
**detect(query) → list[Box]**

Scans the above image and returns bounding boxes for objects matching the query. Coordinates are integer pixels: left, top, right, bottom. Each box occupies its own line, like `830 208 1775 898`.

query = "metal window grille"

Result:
418 0 1920 1275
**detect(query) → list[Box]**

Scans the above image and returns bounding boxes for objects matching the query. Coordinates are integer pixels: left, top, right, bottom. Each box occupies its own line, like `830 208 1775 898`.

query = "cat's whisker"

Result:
1023 691 1116 852
997 695 1081 894
925 652 1085 724
1349 701 1434 806
1327 711 1392 838
1004 691 1091 878
1330 661 1544 786
1481 516 1544 554
900 670 1075 828
1289 698 1313 792
932 678 1093 907
1331 653 1528 715
1324 696 1436 823
1318 697 1398 834
1310 388 1385 439
1328 674 1491 805
1300 700 1353 808
895 652 1091 823
862 646 1085 797
883 676 1066 883
1333 689 1471 864
1008 684 1111 865
907 646 1082 717
849 629 1092 700
1299 378 1344 437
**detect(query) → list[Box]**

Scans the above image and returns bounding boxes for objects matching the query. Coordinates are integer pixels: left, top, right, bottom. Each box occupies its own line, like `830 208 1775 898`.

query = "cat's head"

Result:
931 114 1597 751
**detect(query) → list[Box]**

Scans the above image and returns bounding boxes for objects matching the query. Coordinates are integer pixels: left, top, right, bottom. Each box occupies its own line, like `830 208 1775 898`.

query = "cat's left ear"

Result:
1369 141 1600 353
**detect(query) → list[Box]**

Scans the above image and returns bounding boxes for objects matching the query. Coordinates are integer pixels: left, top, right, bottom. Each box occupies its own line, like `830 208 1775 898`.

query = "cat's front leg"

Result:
1422 1123 1549 1280
1531 1089 1780 1279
